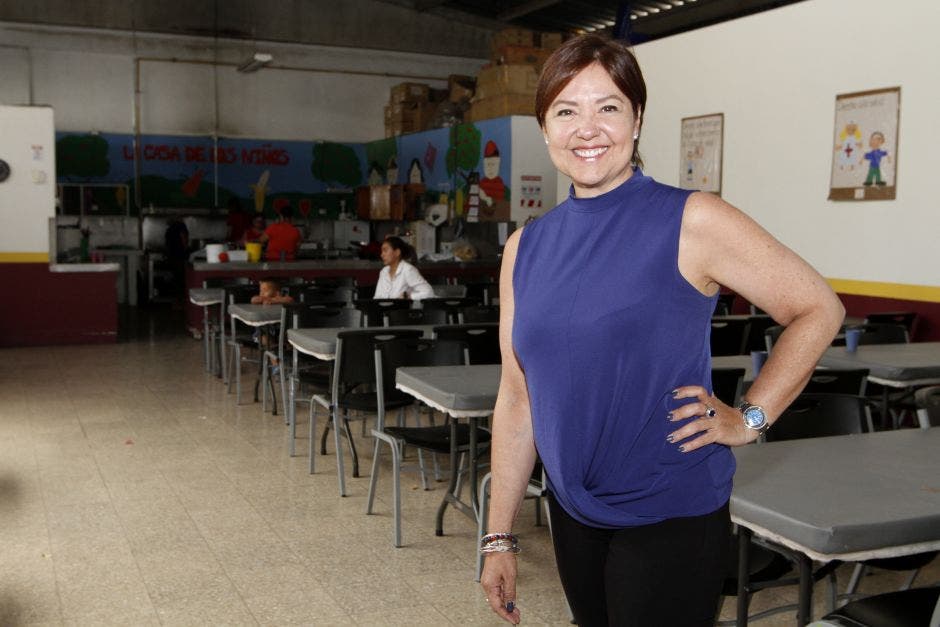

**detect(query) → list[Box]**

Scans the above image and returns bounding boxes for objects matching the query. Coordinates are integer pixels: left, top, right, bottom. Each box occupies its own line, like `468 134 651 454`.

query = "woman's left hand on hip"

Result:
666 386 757 451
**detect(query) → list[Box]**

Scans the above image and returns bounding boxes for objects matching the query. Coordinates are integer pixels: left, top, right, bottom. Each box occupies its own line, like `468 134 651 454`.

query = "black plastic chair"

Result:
302 285 355 305
864 311 916 337
714 293 736 317
821 585 940 627
385 308 448 327
710 318 751 356
765 324 785 353
353 298 412 327
460 305 500 324
366 338 480 546
915 385 940 428
420 297 481 324
311 328 423 495
744 315 776 353
281 305 362 457
310 275 357 288
803 367 870 396
850 322 910 345
711 367 745 406
433 324 501 364
463 280 498 306
766 393 871 442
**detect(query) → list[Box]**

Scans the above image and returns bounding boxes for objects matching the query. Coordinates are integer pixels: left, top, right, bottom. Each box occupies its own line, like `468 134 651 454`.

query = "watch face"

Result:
743 406 767 429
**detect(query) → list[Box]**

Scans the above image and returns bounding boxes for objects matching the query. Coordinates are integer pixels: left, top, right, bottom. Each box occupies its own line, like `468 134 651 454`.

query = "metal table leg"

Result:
798 553 813 625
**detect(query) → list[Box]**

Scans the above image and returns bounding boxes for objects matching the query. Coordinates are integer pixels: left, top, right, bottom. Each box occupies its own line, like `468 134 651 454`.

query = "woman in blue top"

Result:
479 35 844 626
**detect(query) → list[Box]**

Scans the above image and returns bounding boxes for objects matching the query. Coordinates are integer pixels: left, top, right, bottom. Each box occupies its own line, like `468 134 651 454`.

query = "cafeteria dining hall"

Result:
1 1 938 625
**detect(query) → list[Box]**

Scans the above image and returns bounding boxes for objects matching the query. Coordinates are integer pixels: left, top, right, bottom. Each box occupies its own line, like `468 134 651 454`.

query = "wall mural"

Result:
55 116 513 222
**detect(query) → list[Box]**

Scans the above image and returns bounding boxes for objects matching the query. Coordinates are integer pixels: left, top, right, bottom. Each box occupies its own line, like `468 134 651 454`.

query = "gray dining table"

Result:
818 341 940 388
395 364 501 536
731 427 940 625
189 287 224 373
819 341 940 428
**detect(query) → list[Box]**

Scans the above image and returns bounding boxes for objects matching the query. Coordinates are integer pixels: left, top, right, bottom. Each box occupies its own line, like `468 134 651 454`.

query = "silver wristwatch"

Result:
738 400 769 435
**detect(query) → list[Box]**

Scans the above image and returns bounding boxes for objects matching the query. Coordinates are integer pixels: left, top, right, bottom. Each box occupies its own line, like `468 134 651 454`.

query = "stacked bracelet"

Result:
480 532 521 554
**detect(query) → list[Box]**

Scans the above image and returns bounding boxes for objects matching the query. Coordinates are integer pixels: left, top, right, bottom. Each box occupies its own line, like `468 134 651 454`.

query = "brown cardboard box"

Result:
474 64 539 100
389 82 430 104
539 32 564 50
385 120 419 137
448 74 476 103
492 45 552 71
364 184 424 220
385 101 437 136
467 94 535 122
491 28 535 50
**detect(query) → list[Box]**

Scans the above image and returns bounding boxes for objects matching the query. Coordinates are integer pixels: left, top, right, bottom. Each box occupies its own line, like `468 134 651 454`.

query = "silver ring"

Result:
705 406 717 418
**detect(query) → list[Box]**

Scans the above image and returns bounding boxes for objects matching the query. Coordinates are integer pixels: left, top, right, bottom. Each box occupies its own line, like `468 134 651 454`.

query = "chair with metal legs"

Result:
282 306 361 462
365 337 472 547
309 328 423 495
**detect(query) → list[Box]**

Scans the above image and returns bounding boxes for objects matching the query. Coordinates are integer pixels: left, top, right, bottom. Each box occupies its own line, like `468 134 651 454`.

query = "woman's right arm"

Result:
480 228 536 626
373 267 389 299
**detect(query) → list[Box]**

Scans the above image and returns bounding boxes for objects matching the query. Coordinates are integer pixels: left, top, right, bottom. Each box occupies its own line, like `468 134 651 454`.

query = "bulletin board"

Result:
679 113 724 195
829 87 900 201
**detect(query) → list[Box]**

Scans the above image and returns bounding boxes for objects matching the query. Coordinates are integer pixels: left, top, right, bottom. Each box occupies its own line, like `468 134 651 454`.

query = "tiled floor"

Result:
1 316 936 625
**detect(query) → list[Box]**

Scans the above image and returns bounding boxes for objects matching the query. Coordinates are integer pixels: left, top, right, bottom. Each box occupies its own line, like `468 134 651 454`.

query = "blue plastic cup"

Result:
845 328 862 353
751 350 768 377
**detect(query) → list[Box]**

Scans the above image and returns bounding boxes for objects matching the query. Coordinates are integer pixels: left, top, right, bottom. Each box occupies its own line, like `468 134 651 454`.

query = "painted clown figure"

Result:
478 140 507 207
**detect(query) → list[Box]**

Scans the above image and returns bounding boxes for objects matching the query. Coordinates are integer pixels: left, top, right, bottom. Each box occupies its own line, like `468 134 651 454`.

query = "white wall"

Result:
0 22 486 143
510 116 558 225
634 0 939 287
0 106 55 254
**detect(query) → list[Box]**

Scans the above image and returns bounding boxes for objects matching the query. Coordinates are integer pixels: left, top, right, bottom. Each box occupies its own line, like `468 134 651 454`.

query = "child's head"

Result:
258 278 281 300
869 131 885 149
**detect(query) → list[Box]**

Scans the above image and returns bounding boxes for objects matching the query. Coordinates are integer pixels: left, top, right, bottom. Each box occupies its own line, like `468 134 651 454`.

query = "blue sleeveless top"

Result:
512 170 734 529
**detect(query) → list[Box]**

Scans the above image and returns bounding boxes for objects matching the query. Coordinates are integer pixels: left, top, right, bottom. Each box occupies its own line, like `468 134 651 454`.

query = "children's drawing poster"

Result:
679 113 723 195
829 87 900 201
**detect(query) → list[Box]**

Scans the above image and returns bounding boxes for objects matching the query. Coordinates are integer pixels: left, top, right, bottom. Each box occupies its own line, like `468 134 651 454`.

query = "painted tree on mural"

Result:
311 142 362 187
365 137 397 182
57 134 110 179
445 122 481 183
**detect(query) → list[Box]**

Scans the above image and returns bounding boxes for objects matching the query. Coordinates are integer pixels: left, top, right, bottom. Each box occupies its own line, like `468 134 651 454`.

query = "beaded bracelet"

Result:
480 539 521 554
480 532 521 554
481 532 518 546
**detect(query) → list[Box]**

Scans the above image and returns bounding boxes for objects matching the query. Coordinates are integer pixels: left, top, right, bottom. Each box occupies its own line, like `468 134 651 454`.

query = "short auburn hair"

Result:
535 34 647 166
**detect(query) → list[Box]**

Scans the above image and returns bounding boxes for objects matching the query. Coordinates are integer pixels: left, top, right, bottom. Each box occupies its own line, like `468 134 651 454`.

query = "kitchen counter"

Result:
50 262 121 273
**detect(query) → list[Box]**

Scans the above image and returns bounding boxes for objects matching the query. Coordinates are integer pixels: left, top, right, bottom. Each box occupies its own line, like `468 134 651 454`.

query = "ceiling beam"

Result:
497 0 563 22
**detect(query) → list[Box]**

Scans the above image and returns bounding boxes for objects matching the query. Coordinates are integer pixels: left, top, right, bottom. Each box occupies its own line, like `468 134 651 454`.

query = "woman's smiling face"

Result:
543 62 641 198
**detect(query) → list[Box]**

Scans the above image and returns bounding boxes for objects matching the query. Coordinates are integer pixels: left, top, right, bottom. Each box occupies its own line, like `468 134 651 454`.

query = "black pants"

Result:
548 493 730 627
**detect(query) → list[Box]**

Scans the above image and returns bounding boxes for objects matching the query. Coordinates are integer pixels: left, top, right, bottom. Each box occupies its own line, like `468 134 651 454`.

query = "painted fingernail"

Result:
666 412 674 421
666 434 675 443
671 389 679 398
678 445 686 452
506 601 515 612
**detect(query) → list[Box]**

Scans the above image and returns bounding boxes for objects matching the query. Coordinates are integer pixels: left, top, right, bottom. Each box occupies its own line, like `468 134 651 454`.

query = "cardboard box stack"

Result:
468 28 565 123
384 82 437 137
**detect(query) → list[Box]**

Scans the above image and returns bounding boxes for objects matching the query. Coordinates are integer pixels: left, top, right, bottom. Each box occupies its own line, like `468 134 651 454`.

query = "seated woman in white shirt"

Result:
373 236 434 301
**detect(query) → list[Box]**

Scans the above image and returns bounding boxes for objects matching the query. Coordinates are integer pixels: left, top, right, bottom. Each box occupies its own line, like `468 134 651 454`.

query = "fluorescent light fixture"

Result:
237 52 273 73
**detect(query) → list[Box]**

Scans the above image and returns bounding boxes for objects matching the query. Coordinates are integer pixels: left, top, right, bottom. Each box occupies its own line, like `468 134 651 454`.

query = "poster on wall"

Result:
829 87 900 201
678 113 723 195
